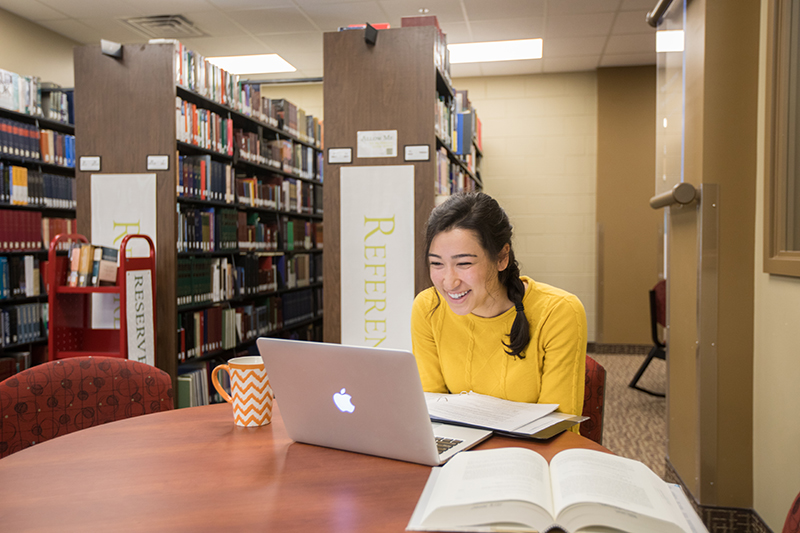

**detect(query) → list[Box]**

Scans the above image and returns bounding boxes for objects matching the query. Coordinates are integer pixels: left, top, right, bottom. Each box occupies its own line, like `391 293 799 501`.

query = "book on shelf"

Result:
424 392 584 439
76 243 94 287
0 302 45 346
91 245 118 286
66 243 82 287
407 447 708 533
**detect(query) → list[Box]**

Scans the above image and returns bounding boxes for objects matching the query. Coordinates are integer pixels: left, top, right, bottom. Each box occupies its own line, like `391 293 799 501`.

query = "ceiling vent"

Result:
122 15 206 39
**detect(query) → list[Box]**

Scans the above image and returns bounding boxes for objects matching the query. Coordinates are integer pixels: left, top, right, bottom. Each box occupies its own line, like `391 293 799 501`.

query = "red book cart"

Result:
47 233 156 361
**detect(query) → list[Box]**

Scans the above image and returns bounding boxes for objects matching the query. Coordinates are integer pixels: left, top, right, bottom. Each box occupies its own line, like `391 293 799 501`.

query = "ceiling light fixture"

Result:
447 38 543 64
656 30 684 53
207 54 296 75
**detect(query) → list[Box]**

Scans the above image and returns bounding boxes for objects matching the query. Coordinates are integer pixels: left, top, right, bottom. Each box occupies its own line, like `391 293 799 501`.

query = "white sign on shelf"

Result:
126 270 155 366
146 155 169 170
328 148 353 164
357 130 397 158
404 145 430 161
91 174 157 333
340 165 414 351
79 156 101 172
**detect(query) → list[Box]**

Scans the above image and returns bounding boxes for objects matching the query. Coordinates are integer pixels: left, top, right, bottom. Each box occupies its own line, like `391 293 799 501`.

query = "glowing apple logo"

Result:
333 388 355 413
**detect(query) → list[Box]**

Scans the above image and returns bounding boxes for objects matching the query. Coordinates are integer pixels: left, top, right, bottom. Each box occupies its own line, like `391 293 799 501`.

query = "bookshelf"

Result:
73 43 324 388
0 76 76 374
322 23 482 344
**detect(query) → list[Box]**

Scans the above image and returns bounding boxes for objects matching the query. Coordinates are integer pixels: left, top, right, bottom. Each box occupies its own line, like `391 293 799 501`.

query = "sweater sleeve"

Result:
410 290 449 393
535 293 587 418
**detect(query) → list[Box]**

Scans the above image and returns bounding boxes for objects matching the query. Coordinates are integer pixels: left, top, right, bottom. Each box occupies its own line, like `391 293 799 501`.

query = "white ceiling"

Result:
0 0 658 80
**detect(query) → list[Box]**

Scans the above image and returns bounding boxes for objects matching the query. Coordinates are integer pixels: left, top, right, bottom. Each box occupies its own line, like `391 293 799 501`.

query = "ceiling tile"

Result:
80 17 159 42
35 0 137 19
209 0 296 8
545 36 606 58
466 18 545 42
0 0 68 20
180 34 271 56
462 0 545 21
542 56 598 73
256 32 323 54
546 13 615 38
546 0 622 16
612 10 653 34
450 62 484 78
119 0 219 15
378 0 465 25
226 7 318 33
620 0 658 10
599 52 656 67
479 59 543 77
177 11 246 38
604 32 654 54
35 18 104 44
297 1 388 32
438 21 471 44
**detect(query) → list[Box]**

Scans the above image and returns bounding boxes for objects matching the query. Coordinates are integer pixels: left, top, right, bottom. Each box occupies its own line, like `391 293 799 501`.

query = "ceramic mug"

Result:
211 356 273 427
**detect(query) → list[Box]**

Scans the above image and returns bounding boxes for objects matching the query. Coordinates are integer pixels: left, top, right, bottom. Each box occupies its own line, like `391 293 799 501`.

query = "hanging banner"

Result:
90 174 157 333
126 270 155 366
340 165 415 351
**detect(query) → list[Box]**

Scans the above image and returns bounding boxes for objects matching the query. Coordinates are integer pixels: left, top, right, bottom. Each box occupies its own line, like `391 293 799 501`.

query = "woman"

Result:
411 191 587 419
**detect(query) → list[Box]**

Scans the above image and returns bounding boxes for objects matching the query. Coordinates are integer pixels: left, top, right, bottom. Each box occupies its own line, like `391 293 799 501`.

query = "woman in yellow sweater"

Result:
411 191 587 419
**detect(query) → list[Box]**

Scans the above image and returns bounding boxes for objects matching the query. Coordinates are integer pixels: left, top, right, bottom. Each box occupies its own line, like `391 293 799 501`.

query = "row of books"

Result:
236 175 319 214
282 288 320 327
0 255 42 299
176 97 234 156
176 365 210 407
65 243 118 287
436 147 477 198
178 206 238 253
282 218 323 251
177 297 282 362
0 118 76 167
162 40 324 149
0 68 42 117
177 154 234 202
177 254 278 306
237 211 280 252
40 85 73 124
1 301 46 346
41 217 76 252
1 163 76 208
0 350 31 381
0 209 43 251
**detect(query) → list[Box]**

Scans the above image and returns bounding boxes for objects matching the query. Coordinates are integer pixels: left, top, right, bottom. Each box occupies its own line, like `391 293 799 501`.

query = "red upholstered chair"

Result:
785 491 800 533
0 356 173 459
580 355 605 445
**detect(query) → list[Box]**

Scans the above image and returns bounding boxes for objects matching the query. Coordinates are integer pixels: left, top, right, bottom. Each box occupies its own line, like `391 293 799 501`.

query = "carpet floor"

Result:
588 351 667 479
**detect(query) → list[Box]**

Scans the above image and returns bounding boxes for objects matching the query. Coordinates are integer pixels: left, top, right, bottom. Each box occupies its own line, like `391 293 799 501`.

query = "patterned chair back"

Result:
785 491 800 533
0 357 173 458
580 355 606 445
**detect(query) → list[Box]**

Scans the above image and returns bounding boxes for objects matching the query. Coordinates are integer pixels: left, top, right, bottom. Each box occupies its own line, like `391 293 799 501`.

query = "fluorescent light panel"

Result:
207 54 296 74
656 30 684 53
448 38 543 64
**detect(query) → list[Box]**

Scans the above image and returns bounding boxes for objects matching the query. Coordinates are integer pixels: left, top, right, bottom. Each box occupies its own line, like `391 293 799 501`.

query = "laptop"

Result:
256 337 492 466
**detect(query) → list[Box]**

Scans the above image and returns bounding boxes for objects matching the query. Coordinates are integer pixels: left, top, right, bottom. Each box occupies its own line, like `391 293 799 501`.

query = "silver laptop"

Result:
256 337 492 466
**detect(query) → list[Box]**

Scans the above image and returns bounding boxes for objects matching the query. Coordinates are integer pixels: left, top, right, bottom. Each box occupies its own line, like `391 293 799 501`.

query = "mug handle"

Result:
211 364 233 403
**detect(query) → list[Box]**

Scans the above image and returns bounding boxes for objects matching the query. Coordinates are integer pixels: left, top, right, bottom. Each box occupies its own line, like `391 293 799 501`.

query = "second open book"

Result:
407 447 708 533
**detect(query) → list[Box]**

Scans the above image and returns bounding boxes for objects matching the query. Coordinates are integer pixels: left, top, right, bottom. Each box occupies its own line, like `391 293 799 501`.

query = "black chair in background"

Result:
629 279 666 397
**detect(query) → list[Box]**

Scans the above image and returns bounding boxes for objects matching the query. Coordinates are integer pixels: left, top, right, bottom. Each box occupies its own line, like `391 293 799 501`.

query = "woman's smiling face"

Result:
428 228 511 318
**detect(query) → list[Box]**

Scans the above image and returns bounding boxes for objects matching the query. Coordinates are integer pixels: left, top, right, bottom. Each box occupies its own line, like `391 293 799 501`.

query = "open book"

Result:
407 447 708 533
425 392 585 438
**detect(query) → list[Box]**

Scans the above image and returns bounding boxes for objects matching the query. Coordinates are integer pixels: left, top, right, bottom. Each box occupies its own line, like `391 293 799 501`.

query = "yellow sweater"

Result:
410 276 587 419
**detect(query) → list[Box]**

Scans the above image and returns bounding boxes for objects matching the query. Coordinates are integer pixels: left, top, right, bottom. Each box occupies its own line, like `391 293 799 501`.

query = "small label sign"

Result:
404 145 430 162
328 148 353 164
147 155 169 170
79 156 101 172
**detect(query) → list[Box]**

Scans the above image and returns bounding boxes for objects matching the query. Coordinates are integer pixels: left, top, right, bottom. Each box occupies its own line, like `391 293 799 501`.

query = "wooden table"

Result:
0 402 610 532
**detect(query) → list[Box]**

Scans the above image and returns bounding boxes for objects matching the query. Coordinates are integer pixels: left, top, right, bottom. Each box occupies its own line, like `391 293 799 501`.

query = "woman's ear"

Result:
497 244 511 271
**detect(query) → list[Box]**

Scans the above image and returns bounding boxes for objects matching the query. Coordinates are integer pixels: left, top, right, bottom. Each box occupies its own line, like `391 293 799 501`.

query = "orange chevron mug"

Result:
212 356 273 427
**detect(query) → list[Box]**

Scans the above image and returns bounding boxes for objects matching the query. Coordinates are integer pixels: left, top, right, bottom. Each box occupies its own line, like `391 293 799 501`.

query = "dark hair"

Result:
425 191 530 358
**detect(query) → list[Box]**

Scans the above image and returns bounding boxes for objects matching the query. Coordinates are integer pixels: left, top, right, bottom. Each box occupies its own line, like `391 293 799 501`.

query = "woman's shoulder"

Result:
521 276 584 310
412 286 440 310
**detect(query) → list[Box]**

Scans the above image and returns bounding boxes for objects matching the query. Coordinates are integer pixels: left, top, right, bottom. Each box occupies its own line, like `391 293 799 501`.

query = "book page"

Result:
550 449 689 533
425 392 558 432
419 448 554 531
